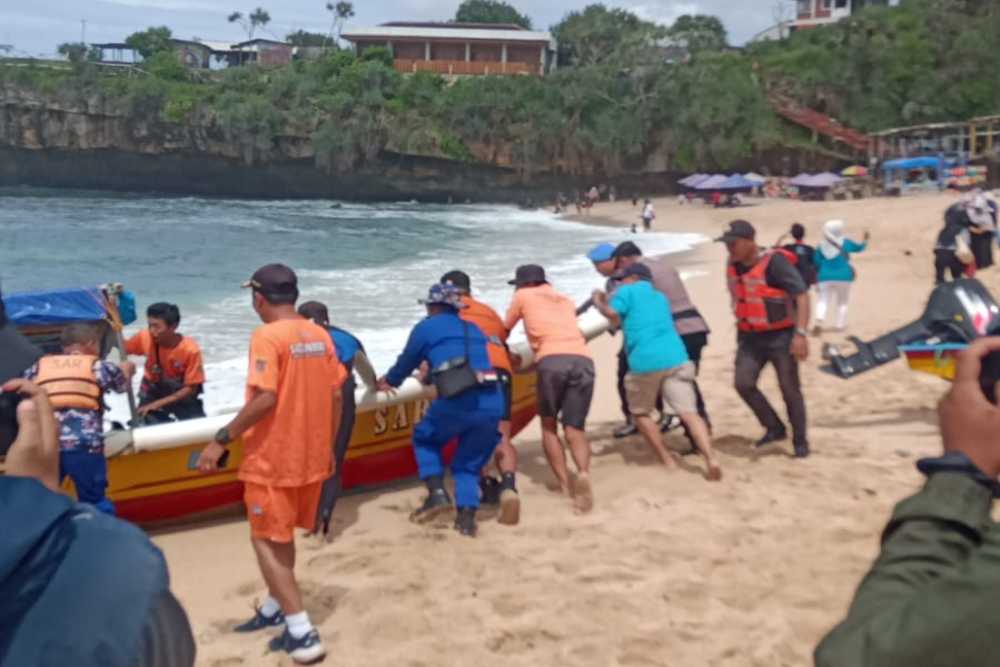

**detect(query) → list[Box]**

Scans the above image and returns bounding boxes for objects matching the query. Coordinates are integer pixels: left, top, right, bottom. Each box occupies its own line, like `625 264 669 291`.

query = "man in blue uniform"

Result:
377 283 504 537
298 301 377 538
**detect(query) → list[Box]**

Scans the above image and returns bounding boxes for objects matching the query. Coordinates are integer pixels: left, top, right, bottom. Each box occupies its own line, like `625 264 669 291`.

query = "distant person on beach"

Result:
641 199 655 232
718 220 811 458
125 303 206 424
0 378 196 667
297 300 377 538
441 270 521 526
505 265 596 513
25 323 135 515
197 264 345 664
776 223 818 288
965 194 996 273
588 185 600 207
935 203 975 284
813 220 869 334
377 283 504 537
591 263 722 480
815 337 1000 666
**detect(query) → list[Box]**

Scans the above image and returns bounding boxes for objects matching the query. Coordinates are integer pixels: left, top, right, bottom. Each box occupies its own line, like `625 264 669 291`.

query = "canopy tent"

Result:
694 175 729 190
743 172 767 184
6 287 110 326
714 174 757 191
883 156 948 172
788 173 814 187
678 173 708 187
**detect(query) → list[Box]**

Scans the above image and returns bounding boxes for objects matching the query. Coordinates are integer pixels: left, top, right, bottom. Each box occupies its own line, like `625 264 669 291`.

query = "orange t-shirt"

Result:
460 296 512 373
239 318 346 488
125 329 206 386
504 284 591 361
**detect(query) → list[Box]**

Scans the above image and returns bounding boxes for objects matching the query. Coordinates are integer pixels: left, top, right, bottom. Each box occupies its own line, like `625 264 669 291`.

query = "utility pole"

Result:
81 19 87 45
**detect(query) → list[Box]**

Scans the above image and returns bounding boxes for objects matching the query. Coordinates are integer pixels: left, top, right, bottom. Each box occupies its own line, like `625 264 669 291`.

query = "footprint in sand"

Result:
486 628 564 654
490 592 531 618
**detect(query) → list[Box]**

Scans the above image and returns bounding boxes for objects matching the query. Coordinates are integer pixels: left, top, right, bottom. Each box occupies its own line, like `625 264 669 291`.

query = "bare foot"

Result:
572 474 594 513
545 479 571 496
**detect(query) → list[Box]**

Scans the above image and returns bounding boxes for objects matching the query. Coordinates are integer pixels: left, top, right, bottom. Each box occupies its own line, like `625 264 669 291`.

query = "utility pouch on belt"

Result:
431 322 480 399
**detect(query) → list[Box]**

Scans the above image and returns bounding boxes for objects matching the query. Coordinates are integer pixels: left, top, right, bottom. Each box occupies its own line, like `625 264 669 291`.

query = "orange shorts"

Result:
244 481 324 543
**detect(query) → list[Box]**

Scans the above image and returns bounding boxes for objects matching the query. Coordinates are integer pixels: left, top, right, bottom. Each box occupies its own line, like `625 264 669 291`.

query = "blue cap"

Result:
419 283 467 309
587 243 617 263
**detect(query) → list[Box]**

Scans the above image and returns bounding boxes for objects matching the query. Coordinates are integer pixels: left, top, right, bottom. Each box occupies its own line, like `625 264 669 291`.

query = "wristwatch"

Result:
214 427 232 446
917 452 1000 497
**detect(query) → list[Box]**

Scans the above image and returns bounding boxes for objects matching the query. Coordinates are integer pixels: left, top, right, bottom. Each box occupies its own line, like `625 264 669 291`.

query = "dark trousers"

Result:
935 249 965 285
316 378 357 532
60 450 114 515
734 331 807 446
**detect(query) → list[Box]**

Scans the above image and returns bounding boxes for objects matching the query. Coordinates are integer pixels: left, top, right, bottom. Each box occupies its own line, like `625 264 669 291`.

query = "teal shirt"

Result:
814 239 867 283
609 281 689 373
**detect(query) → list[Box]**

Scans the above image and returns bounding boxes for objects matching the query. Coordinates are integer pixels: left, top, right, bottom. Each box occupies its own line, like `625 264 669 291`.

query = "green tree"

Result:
228 7 271 41
454 0 532 28
285 30 334 47
360 46 393 68
144 51 187 81
668 15 728 54
551 5 662 67
58 42 100 63
125 26 174 59
326 2 355 43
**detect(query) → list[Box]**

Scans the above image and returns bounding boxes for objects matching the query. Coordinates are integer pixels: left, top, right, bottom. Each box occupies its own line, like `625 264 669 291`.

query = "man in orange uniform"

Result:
196 264 345 665
504 265 596 513
441 270 521 526
125 302 206 424
718 220 811 458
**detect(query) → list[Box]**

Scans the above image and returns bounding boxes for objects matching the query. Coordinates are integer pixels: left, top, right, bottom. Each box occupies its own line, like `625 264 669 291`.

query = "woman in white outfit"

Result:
812 220 869 333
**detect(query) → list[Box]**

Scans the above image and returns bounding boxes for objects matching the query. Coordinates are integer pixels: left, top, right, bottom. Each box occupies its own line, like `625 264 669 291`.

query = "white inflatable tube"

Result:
124 313 611 456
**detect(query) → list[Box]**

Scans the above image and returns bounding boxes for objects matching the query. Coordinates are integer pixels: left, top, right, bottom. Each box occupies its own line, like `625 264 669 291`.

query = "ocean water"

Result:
0 188 704 419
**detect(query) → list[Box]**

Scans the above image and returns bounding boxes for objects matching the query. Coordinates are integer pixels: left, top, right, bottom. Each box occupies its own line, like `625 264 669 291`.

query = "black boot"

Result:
498 473 520 526
755 427 788 448
479 475 501 505
454 507 477 537
410 476 453 524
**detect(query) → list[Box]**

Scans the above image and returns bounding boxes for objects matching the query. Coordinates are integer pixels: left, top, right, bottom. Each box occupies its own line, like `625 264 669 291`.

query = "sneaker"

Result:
410 488 454 524
454 507 477 537
794 443 811 459
498 488 521 526
755 428 788 448
479 476 501 506
613 422 638 438
233 606 284 633
268 628 326 665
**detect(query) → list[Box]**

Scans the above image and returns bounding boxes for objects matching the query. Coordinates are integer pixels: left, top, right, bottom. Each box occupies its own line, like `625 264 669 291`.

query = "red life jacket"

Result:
727 250 797 333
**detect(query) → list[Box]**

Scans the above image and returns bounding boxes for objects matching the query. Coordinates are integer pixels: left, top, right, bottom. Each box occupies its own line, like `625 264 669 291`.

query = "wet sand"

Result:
155 191 1000 666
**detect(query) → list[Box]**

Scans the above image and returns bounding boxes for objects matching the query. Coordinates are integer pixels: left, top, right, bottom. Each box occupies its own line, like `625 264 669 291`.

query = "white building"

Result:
792 0 897 31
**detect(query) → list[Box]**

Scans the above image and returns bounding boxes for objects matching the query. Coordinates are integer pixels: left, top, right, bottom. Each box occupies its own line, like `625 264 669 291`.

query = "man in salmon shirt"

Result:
125 302 206 424
504 264 596 513
441 269 521 526
196 264 345 665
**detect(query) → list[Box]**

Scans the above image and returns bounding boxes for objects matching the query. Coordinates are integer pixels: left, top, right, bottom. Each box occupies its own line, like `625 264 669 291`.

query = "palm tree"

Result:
228 7 272 41
326 2 355 46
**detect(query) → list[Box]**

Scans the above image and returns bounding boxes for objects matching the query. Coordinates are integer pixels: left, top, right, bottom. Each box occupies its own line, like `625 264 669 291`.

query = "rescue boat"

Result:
5 285 608 524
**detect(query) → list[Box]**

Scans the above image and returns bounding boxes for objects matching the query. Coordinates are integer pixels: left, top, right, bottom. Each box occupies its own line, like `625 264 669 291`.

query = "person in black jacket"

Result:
777 223 818 288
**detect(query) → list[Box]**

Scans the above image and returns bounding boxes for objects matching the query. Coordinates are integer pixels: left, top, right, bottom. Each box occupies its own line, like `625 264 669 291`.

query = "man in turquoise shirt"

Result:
592 263 722 480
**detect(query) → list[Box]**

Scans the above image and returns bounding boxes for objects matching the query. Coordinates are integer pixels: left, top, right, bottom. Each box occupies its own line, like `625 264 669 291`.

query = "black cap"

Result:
714 220 756 243
440 270 471 292
508 264 547 286
242 263 298 295
613 263 653 281
612 241 642 259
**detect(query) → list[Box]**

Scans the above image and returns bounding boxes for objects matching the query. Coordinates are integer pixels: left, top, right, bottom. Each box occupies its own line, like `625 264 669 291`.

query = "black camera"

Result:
0 390 22 456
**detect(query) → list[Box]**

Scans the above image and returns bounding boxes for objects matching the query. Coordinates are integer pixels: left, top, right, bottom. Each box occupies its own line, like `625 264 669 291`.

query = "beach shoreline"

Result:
154 192 1000 667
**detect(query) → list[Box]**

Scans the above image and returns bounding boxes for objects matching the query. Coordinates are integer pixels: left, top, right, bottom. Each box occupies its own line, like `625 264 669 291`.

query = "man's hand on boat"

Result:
196 441 227 473
118 360 137 381
376 376 397 396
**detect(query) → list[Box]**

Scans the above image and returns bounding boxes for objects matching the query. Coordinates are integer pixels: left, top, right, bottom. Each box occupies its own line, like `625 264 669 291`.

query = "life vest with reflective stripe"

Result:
36 355 102 411
727 251 797 333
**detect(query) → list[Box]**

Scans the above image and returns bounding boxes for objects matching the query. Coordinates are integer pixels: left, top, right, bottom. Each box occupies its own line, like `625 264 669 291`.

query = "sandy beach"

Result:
154 191 1000 667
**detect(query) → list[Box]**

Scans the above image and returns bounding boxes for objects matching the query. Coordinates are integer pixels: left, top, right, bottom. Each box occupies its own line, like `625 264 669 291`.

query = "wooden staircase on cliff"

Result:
769 94 872 156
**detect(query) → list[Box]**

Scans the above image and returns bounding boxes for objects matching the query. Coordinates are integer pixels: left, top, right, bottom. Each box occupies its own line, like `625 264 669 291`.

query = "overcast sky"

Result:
1 1 781 57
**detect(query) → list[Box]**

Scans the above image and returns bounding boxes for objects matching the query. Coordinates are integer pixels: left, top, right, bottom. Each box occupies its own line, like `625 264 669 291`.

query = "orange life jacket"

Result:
35 355 102 411
727 250 797 333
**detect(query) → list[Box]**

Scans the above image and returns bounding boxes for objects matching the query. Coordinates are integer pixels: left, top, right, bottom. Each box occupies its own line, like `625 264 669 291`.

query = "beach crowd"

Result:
3 193 1000 667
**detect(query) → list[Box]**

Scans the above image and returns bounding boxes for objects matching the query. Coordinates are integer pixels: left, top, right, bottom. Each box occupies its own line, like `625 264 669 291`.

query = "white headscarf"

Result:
966 194 995 229
819 219 847 259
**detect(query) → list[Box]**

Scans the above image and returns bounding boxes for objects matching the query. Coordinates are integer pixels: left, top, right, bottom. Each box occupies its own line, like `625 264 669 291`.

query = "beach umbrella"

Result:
789 173 814 187
743 172 767 184
804 173 843 188
715 175 757 191
841 165 868 177
694 175 729 190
